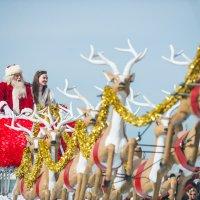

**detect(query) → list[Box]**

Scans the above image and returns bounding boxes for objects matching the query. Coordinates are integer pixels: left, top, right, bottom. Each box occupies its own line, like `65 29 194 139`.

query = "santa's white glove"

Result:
3 105 13 117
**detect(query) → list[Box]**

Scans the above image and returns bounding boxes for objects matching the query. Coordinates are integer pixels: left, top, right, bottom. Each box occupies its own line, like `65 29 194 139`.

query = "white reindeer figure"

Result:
109 91 179 200
5 114 43 200
160 45 200 173
10 106 74 200
81 39 147 199
50 80 99 200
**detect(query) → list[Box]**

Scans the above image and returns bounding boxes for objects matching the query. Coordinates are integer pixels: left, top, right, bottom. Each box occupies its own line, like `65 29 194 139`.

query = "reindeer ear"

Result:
39 128 46 138
103 71 115 82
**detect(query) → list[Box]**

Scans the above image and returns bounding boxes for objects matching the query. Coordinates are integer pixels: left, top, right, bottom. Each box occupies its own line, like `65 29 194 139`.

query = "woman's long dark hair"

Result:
32 70 47 104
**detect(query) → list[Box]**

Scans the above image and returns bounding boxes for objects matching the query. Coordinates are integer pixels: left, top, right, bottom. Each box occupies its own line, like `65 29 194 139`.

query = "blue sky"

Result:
0 0 200 146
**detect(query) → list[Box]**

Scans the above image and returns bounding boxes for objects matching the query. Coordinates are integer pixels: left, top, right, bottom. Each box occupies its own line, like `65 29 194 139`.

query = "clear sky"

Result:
0 0 200 146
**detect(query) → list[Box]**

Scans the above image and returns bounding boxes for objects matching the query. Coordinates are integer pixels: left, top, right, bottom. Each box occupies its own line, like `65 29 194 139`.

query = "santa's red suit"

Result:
0 118 33 167
0 65 34 167
0 82 34 114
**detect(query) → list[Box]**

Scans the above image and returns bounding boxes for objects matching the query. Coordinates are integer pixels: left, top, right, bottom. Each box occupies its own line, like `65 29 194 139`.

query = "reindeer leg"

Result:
102 181 113 200
61 187 68 200
85 191 92 200
74 173 83 200
102 144 115 200
132 189 139 200
163 111 187 165
189 121 200 163
79 173 89 200
104 144 115 185
102 144 115 199
12 179 20 200
110 189 122 200
50 186 58 200
163 124 174 166
44 190 50 200
120 180 132 197
92 168 102 200
126 138 137 177
152 170 163 200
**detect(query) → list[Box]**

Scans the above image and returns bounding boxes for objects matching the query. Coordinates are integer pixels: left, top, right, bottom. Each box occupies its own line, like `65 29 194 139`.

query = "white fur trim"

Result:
20 108 33 115
0 101 8 109
5 65 22 77
12 89 19 114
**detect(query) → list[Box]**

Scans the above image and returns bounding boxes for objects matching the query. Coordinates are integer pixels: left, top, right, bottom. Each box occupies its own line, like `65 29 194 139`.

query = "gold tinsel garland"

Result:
15 147 32 178
39 90 110 170
39 46 200 163
16 46 200 188
40 136 77 172
76 91 109 158
111 47 200 126
23 144 43 188
15 104 62 185
15 88 110 188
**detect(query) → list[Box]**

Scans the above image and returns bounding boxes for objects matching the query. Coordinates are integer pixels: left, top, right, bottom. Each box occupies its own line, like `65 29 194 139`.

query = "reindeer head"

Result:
77 107 98 127
25 133 44 154
81 39 147 96
34 106 75 147
104 71 135 96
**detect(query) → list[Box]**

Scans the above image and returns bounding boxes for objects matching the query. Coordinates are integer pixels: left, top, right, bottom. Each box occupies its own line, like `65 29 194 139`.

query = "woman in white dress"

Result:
32 70 54 107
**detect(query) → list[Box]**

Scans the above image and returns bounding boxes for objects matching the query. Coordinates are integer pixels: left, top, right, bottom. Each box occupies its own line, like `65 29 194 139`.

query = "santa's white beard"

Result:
11 80 27 114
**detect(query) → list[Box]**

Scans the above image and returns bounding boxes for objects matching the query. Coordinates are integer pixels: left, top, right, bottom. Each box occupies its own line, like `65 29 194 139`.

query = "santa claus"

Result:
0 64 34 116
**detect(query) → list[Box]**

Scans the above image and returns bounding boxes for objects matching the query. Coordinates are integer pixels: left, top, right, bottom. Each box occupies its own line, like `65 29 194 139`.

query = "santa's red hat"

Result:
5 64 22 77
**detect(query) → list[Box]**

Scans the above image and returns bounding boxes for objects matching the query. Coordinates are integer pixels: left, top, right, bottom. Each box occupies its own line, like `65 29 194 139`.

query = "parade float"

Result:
0 40 200 200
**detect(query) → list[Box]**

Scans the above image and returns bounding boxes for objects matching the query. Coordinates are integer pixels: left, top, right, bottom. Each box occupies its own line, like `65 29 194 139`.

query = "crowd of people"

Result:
180 175 200 200
0 64 54 116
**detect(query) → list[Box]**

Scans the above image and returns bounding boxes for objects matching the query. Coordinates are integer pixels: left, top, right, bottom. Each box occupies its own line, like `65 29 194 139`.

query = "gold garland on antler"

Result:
16 46 200 188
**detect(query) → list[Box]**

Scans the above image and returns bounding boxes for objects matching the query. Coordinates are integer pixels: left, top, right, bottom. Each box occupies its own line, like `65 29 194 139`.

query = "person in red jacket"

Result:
0 64 34 116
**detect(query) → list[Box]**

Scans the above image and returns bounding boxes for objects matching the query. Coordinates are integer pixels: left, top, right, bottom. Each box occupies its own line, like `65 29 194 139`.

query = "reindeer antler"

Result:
57 78 93 109
5 114 33 138
56 79 76 96
81 45 120 75
162 44 192 66
127 88 155 108
115 39 147 76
